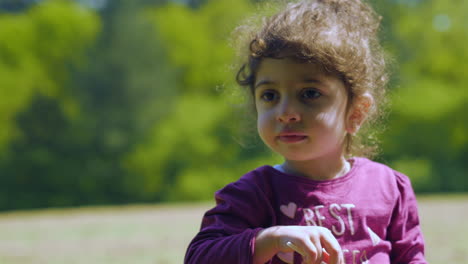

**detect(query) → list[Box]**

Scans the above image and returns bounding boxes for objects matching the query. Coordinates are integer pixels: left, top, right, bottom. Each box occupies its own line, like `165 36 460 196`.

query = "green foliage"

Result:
390 0 468 120
0 0 100 209
380 0 468 192
77 0 182 204
125 95 232 199
147 0 252 92
124 0 282 202
0 0 99 151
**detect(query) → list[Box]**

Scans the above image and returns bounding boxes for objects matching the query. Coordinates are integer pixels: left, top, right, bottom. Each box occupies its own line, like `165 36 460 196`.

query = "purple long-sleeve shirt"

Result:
185 157 427 264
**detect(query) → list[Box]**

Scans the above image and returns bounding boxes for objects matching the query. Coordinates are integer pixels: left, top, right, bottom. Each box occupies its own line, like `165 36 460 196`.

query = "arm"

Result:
387 172 427 264
184 176 273 264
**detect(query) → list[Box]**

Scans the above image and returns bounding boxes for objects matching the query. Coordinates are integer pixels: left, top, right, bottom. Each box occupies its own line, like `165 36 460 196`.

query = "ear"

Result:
346 93 374 135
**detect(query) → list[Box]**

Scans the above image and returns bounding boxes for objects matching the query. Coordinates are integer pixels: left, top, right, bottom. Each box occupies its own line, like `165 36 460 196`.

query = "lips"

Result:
277 132 308 143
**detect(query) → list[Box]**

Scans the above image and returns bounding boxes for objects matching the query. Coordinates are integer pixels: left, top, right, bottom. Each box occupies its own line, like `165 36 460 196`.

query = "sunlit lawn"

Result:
0 195 467 264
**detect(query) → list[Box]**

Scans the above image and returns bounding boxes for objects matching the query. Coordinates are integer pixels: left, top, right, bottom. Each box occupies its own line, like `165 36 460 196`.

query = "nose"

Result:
277 98 301 123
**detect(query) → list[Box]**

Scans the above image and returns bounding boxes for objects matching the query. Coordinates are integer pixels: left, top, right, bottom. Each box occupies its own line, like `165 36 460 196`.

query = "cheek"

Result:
256 111 274 136
316 112 342 128
314 107 348 132
256 114 268 133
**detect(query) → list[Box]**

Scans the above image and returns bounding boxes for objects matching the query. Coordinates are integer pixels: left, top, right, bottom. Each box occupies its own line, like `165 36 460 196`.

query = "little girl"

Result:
185 1 427 263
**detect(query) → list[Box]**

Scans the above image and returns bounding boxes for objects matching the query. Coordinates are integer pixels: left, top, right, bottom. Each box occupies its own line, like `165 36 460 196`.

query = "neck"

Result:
281 156 351 181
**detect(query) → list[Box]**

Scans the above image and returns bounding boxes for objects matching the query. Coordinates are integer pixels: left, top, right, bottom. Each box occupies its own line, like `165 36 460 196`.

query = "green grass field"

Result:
0 195 467 264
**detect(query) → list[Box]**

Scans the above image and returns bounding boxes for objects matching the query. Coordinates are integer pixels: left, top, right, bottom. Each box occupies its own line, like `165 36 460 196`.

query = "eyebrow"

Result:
254 78 322 89
254 80 274 89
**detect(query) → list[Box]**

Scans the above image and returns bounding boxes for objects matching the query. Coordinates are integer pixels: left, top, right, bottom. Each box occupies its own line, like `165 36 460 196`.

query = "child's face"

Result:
254 58 351 162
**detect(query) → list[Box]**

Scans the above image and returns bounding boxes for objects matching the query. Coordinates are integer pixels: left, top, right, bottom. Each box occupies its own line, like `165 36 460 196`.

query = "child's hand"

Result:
254 225 343 264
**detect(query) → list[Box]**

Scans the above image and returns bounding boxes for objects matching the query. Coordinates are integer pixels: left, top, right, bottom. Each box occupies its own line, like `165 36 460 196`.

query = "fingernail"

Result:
322 250 330 263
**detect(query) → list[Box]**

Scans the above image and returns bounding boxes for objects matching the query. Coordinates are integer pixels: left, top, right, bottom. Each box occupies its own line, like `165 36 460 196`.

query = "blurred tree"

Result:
0 0 100 209
125 0 282 202
0 94 93 208
0 0 98 154
0 0 37 12
0 0 178 210
72 0 179 202
379 0 468 192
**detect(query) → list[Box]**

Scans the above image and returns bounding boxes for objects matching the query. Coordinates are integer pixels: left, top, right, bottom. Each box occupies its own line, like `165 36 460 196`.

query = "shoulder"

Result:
355 157 411 183
224 165 275 190
215 165 275 202
207 166 277 225
354 157 416 197
354 157 395 175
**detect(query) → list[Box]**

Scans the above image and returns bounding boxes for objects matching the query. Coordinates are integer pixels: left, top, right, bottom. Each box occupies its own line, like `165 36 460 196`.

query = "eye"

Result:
301 88 321 100
259 90 278 102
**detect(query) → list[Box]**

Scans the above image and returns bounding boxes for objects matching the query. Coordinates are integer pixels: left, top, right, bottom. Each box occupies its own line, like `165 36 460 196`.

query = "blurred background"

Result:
0 0 467 263
0 0 466 212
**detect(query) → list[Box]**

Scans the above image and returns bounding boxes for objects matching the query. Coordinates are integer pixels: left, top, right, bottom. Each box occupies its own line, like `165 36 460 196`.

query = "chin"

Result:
278 152 313 162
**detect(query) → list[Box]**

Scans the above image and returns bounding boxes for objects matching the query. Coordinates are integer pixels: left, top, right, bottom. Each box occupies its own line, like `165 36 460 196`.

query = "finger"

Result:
286 241 309 264
321 248 330 264
286 241 306 257
307 235 323 264
289 239 318 264
286 241 314 264
303 238 321 264
319 229 343 264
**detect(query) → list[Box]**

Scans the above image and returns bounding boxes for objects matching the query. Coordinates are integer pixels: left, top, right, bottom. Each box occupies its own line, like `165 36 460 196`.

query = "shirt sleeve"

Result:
184 173 274 264
387 171 427 264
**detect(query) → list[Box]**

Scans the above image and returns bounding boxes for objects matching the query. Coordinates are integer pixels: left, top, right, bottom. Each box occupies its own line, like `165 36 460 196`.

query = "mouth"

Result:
277 132 308 143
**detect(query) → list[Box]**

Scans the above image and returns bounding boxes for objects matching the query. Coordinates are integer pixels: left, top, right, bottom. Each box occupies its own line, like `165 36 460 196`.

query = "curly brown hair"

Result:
235 0 389 158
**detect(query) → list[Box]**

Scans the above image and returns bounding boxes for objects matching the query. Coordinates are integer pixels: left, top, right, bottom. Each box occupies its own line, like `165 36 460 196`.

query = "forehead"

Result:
255 58 342 87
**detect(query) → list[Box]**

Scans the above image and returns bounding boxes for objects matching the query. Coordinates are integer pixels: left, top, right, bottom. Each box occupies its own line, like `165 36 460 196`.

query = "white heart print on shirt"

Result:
280 202 297 219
